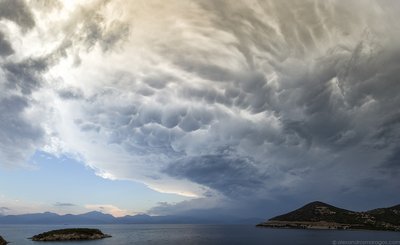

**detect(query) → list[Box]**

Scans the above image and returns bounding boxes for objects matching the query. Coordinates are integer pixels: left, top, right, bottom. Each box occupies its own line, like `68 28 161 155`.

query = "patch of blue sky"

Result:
0 151 189 214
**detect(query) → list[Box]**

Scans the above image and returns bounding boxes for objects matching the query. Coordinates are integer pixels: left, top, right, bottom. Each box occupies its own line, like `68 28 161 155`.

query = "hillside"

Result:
257 201 400 231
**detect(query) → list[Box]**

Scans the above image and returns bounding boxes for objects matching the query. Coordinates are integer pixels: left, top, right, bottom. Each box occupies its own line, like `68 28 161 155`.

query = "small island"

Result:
0 235 8 245
257 201 400 232
30 228 111 241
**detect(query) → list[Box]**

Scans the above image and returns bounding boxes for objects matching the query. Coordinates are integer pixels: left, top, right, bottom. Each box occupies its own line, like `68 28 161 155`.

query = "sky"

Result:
0 0 399 219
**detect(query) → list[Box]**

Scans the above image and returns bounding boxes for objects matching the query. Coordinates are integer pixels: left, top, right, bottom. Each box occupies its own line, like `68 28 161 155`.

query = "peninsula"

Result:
30 228 111 241
257 201 400 231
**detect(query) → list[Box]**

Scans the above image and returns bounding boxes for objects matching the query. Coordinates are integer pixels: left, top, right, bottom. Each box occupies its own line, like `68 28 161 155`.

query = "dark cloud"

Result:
38 1 399 213
0 0 399 218
148 196 320 221
0 31 13 56
0 0 35 31
0 32 51 167
385 149 400 170
58 88 85 100
0 95 44 166
143 0 400 213
164 155 268 197
3 58 48 94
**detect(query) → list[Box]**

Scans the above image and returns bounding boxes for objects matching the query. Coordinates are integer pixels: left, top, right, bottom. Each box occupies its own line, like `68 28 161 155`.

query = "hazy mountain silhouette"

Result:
0 211 260 224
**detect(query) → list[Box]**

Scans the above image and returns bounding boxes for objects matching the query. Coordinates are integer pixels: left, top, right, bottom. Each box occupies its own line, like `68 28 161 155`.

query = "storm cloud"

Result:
0 0 399 217
0 0 35 31
0 31 13 56
0 0 47 167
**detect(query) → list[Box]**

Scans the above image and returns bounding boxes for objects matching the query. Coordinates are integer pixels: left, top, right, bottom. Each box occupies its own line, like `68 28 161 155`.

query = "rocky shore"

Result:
257 220 352 230
30 228 111 241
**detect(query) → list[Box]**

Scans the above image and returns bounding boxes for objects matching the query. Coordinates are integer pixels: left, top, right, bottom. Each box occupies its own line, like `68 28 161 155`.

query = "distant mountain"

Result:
0 211 253 225
76 211 116 223
119 214 153 224
0 212 61 224
0 211 115 225
257 201 400 231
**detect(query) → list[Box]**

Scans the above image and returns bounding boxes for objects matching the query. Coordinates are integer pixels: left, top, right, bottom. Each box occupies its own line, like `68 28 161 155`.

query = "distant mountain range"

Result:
257 201 400 231
0 211 260 225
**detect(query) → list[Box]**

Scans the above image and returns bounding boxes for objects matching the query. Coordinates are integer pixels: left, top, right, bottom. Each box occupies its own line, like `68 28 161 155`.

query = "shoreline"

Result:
256 221 400 232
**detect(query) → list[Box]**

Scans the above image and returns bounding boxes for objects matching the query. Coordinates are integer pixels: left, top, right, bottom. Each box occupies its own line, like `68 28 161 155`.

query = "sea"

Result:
1 224 400 245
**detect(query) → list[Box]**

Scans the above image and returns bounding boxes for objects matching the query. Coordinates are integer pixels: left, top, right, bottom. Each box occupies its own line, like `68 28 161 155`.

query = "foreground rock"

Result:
257 201 400 231
0 236 7 245
0 236 8 245
30 228 111 241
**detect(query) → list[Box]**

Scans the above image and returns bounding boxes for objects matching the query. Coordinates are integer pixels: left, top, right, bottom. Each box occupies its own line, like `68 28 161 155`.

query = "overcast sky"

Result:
0 0 399 219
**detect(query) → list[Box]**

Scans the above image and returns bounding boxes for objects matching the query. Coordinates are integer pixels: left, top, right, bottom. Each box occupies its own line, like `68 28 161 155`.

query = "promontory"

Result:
257 201 400 231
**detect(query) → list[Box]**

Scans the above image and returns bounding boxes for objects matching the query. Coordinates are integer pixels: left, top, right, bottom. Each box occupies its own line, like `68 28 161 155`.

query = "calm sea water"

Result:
1 224 400 245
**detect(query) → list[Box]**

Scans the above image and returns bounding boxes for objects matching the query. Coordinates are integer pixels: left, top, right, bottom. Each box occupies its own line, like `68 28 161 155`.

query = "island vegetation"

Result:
257 201 400 232
30 228 111 241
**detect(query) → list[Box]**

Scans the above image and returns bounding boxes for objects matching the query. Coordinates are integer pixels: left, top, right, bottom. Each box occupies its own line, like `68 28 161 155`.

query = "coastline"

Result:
257 221 400 232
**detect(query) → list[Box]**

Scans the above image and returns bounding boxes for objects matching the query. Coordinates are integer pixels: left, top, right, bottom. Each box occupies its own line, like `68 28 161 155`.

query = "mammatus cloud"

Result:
0 0 399 217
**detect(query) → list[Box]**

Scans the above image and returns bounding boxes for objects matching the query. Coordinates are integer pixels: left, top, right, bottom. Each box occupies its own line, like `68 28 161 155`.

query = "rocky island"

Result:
257 201 400 231
0 236 8 245
30 228 111 241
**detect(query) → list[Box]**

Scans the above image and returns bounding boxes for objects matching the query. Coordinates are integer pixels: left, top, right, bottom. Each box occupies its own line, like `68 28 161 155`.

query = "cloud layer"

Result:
1 0 399 216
